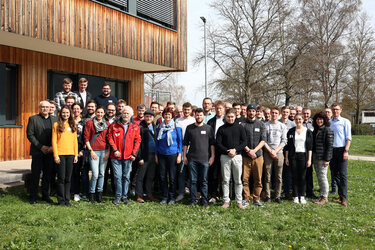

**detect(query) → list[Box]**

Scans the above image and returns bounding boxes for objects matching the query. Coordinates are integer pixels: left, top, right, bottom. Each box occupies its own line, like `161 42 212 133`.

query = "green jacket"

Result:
26 114 58 156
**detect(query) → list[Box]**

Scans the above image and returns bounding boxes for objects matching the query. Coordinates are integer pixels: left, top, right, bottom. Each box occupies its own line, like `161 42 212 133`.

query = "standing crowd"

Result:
27 78 352 208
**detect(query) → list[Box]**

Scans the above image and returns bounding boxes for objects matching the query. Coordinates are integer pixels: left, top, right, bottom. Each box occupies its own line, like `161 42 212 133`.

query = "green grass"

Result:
351 135 375 156
1 160 375 249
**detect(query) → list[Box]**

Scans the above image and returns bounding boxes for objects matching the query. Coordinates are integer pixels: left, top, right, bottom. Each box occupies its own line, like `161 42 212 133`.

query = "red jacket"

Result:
107 120 141 160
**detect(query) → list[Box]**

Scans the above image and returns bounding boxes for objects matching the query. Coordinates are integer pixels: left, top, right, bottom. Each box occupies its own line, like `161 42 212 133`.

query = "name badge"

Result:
108 100 113 103
67 127 72 132
201 131 206 135
289 135 293 138
254 128 260 132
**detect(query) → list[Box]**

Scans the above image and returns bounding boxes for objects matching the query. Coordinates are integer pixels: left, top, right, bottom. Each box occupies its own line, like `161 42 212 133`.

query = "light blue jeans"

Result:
112 158 132 199
89 150 108 193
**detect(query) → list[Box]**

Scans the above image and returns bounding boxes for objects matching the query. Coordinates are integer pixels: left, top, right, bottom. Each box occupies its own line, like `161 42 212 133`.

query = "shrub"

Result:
352 124 374 135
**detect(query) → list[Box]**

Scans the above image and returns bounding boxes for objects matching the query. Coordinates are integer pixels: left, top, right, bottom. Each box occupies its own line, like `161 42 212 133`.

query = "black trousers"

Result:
136 153 156 197
208 153 221 198
30 153 54 200
290 153 307 197
71 156 83 194
103 158 115 194
331 147 348 200
305 164 314 196
57 155 74 204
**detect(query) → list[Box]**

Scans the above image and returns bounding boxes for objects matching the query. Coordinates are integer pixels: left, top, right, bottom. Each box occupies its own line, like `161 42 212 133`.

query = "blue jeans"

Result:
158 154 177 201
189 161 209 204
89 150 108 193
112 158 132 199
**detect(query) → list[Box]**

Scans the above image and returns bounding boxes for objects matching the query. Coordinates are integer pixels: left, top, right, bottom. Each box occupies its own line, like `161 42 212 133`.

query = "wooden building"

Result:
0 0 187 161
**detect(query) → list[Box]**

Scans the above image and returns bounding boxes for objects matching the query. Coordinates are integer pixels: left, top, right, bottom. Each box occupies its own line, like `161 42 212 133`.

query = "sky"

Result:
177 0 375 107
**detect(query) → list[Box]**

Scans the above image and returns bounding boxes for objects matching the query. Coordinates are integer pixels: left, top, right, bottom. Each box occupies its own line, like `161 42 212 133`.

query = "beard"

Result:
122 117 130 123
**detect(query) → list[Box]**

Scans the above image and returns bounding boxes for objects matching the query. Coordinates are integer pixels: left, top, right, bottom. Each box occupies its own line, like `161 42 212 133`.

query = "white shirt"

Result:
215 116 225 138
295 127 307 153
80 91 87 107
176 116 195 138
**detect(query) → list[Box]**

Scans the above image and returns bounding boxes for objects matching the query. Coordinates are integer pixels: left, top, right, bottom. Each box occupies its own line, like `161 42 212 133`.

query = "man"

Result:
107 106 141 205
233 102 246 124
256 106 264 121
84 100 97 119
224 102 232 111
175 102 196 201
176 106 183 118
94 83 118 108
263 106 287 204
216 108 247 209
296 106 303 114
105 103 117 124
279 106 296 200
54 78 80 111
116 99 127 118
324 107 335 193
241 103 247 118
289 106 297 121
183 108 215 208
330 103 352 207
49 100 57 116
166 101 176 113
302 107 315 198
325 107 333 119
202 97 215 123
150 101 162 124
263 108 271 122
133 104 146 125
241 104 266 207
74 78 92 113
64 96 76 108
207 100 226 203
26 100 58 204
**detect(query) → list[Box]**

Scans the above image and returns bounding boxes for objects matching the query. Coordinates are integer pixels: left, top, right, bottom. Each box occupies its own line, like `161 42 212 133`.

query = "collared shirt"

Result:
279 118 296 131
80 91 87 107
330 116 352 147
303 119 314 132
204 112 215 124
54 91 81 111
215 116 225 138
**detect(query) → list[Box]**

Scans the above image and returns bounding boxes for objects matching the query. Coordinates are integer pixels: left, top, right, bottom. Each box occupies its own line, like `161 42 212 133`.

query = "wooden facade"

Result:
0 0 187 161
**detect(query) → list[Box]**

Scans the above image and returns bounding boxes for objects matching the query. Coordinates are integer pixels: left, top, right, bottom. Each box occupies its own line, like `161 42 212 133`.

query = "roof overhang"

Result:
0 31 175 72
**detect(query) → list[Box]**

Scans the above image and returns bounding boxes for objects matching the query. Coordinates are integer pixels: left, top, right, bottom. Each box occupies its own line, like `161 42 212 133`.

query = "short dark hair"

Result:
195 108 204 114
106 103 116 109
167 101 176 106
182 102 192 108
65 95 76 102
87 100 97 107
225 108 236 116
137 104 146 110
232 102 241 107
117 99 127 105
102 83 111 88
72 102 83 110
271 106 280 113
96 105 105 112
312 111 330 129
281 106 290 111
203 97 212 103
331 102 342 109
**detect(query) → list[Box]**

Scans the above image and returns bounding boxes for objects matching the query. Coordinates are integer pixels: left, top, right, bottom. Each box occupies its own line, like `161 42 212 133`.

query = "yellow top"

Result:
52 122 78 158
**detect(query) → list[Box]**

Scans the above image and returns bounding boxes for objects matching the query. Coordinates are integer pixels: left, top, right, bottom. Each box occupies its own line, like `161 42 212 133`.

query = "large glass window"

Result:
0 63 18 126
47 70 128 104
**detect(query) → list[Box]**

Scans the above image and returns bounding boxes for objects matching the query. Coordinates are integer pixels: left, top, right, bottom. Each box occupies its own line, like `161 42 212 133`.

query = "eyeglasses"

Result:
107 109 116 112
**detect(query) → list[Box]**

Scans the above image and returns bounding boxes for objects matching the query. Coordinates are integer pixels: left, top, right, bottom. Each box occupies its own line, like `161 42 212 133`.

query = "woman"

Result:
83 106 110 203
155 107 183 205
312 111 334 205
52 105 78 206
285 114 313 204
71 103 85 202
136 109 158 203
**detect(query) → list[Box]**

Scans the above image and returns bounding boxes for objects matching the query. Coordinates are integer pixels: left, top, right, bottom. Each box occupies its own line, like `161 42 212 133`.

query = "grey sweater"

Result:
265 121 287 152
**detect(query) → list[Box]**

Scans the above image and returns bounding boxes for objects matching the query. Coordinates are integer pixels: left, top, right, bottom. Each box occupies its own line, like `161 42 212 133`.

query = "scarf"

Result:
157 119 175 146
93 117 108 134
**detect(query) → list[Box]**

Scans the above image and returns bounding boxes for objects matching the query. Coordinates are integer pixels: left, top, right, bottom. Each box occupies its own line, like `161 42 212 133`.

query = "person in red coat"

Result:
107 106 141 205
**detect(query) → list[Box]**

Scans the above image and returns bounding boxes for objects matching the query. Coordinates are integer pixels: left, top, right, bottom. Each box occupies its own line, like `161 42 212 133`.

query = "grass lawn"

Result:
1 160 375 249
351 135 375 156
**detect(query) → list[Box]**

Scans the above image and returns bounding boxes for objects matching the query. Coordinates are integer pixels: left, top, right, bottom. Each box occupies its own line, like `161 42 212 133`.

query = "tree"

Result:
345 13 375 124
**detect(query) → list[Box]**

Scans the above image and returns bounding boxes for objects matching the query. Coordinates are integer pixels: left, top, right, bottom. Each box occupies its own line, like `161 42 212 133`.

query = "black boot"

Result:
97 192 104 203
89 193 95 204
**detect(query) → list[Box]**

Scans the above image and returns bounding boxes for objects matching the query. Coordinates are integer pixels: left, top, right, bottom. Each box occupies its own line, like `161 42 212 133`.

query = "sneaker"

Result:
202 203 210 209
264 197 271 204
188 201 197 207
275 198 283 204
315 197 328 205
222 202 230 209
137 195 145 203
300 196 307 204
185 187 190 195
29 199 37 205
176 194 184 202
253 201 264 207
330 188 336 194
242 200 250 207
65 201 72 207
73 194 81 202
293 197 299 204
160 199 168 205
123 198 130 205
237 203 246 209
168 200 176 205
129 189 136 197
209 197 217 204
112 197 121 205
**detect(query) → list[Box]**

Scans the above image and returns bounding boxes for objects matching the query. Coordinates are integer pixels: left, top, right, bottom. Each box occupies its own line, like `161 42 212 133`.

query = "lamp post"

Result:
200 16 207 98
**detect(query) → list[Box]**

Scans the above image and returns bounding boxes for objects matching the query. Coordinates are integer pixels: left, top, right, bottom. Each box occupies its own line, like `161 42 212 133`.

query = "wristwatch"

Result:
344 149 349 153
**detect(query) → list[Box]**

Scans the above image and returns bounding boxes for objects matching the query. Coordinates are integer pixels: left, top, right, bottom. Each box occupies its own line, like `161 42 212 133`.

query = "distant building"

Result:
361 104 375 127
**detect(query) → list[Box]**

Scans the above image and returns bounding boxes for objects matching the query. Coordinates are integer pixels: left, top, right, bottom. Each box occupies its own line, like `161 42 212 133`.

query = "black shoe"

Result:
202 203 210 209
307 194 318 199
29 199 37 205
330 189 336 194
188 201 197 207
97 192 103 203
275 198 283 204
58 202 65 206
42 197 54 204
89 193 95 204
112 197 121 205
265 197 271 204
123 198 130 205
65 201 72 207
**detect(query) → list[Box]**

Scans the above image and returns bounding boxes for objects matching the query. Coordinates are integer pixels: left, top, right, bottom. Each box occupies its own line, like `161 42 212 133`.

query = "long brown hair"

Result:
57 105 77 133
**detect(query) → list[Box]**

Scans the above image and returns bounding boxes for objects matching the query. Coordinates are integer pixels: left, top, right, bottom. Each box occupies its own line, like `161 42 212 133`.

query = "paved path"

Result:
348 155 375 162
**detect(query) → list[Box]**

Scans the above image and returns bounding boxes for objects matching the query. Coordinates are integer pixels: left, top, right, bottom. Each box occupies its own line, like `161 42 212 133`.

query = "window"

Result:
364 112 375 117
137 0 177 29
0 63 18 126
93 0 128 11
47 70 128 104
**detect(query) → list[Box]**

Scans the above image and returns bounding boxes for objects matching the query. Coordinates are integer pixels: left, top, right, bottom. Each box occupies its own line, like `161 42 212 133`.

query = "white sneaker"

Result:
293 197 299 204
209 197 216 204
300 196 307 204
74 194 81 202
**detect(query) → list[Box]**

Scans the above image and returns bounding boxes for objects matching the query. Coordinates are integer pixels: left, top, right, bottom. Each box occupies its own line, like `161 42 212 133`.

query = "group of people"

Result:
27 78 352 208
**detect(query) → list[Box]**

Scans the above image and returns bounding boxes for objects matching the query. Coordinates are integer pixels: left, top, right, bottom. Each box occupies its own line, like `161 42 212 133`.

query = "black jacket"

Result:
285 127 313 160
312 125 334 162
26 114 58 156
138 120 156 161
207 115 225 140
241 119 266 158
74 91 92 116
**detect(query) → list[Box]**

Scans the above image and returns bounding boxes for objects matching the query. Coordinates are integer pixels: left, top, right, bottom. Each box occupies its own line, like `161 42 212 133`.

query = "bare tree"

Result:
299 0 361 106
345 13 375 124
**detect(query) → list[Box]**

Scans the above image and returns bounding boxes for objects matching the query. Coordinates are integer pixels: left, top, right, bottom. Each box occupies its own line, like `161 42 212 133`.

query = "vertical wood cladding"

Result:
0 45 144 161
0 0 187 71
